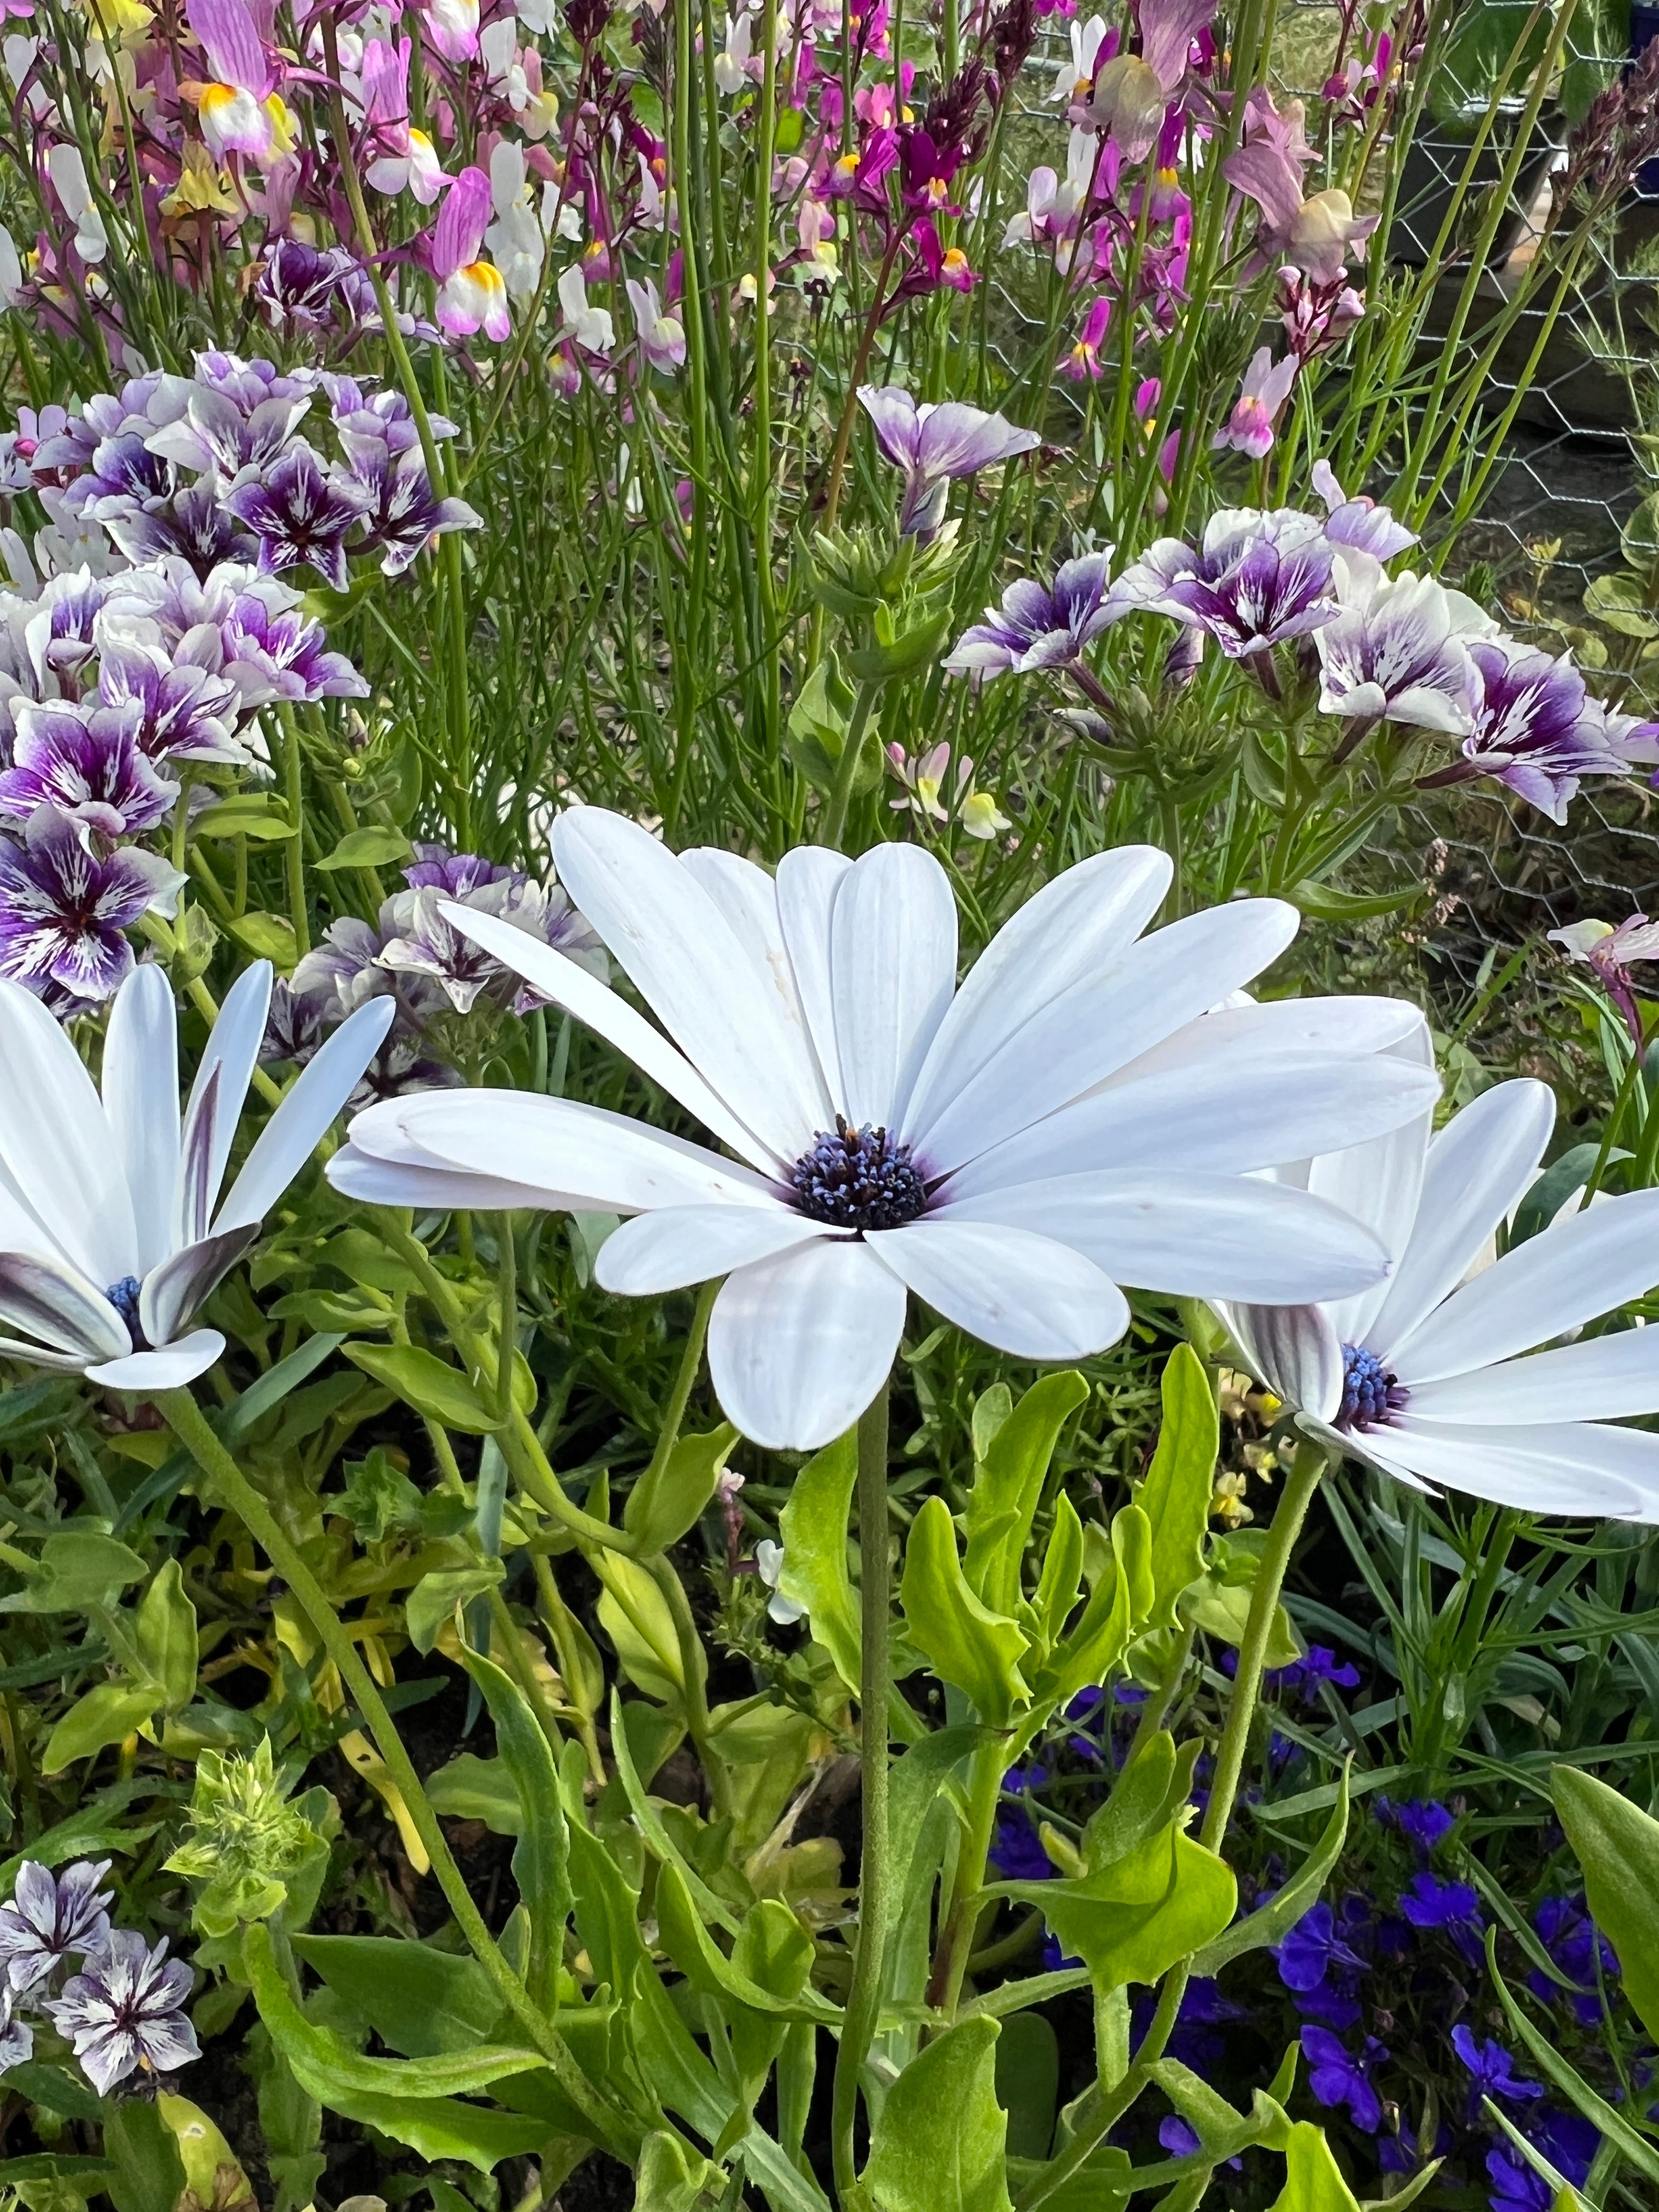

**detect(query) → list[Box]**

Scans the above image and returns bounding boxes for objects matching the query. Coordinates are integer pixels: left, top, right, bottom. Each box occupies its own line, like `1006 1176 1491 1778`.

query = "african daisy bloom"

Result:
0 960 392 1389
1215 1075 1659 1520
330 808 1439 1451
431 167 510 342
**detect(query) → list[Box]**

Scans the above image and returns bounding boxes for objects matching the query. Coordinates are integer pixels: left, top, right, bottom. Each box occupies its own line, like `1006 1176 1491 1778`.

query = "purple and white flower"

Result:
221 444 370 594
1314 560 1492 737
346 445 479 579
1312 460 1417 561
102 560 367 707
1108 507 1340 659
1421 638 1637 822
944 552 1115 678
329 808 1440 1451
858 385 1042 539
1549 913 1659 1046
0 956 392 1386
0 1860 112 1994
0 807 184 1005
0 698 180 838
1216 1073 1659 1519
44 1927 199 2094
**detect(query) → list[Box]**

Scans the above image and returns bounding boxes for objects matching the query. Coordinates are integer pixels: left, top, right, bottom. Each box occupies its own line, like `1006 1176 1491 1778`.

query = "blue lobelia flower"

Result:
1374 1795 1455 1856
1300 2025 1389 2132
1486 2108 1599 2212
1452 2025 1543 2120
1400 1872 1487 1965
1528 1895 1617 2027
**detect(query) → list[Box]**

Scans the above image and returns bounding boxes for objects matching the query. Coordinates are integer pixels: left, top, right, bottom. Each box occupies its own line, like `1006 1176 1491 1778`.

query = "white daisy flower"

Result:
329 808 1438 1451
1215 1077 1659 1520
0 962 392 1389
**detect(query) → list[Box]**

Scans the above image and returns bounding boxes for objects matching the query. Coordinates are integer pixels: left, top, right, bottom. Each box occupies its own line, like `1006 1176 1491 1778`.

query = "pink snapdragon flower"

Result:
1062 293 1111 380
188 0 292 166
362 39 446 204
626 275 685 371
1212 345 1298 459
430 167 509 340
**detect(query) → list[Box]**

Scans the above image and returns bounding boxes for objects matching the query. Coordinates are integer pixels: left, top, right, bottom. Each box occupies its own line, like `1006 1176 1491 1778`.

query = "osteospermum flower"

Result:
0 1860 112 1994
329 808 1439 1449
0 958 392 1387
1215 1075 1659 1519
44 1927 199 2095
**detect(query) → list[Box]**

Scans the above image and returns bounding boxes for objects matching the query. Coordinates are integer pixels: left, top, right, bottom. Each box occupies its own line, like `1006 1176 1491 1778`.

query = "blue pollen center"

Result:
1338 1342 1406 1431
791 1118 927 1232
105 1276 148 1352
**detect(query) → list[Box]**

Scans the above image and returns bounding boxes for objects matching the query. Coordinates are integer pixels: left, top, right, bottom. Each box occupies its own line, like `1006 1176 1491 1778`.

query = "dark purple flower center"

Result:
1337 1342 1406 1431
105 1276 148 1351
791 1117 926 1231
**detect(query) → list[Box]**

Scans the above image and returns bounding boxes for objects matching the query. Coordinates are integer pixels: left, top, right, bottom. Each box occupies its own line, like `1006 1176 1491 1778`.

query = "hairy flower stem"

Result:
831 1383 892 2203
155 1387 639 2159
642 1278 719 1491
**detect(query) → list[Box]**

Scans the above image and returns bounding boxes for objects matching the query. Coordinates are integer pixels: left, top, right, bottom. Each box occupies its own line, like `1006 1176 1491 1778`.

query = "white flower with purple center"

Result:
1314 556 1492 738
858 385 1042 540
0 806 184 1006
1216 1075 1659 1519
943 551 1115 678
329 807 1439 1449
0 1859 112 1995
44 1926 200 2095
1107 506 1340 660
0 957 392 1387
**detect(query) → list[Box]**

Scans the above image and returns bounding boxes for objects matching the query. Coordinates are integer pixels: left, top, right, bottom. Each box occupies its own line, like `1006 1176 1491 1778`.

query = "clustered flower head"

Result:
0 1859 199 2095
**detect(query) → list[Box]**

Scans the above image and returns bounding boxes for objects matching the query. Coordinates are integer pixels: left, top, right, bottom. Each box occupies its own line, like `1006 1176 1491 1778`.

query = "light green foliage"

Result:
862 2019 1013 2212
1552 1765 1659 2043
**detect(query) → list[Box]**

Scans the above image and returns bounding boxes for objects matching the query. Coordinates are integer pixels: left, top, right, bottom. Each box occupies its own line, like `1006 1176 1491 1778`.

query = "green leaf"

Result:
135 1559 198 1714
193 794 297 841
1583 572 1659 639
41 1683 160 1774
632 2129 725 2208
405 1562 505 1656
1040 1506 1153 1705
901 1496 1030 1724
0 2064 99 2121
0 1533 147 1614
343 1342 505 1434
863 2017 1013 2212
609 1686 736 1936
458 1640 572 2010
1191 1767 1350 1976
963 1372 1088 1616
102 2099 187 2212
994 2014 1058 2163
625 1424 740 1554
245 1923 544 2098
224 911 300 970
777 1430 860 1692
1136 1346 1215 1632
426 1753 524 1835
991 1820 1235 1991
885 1725 988 1956
1268 2122 1362 2211
654 1863 839 2023
1551 1764 1659 2045
289 1934 504 2059
594 1551 696 1706
314 823 413 870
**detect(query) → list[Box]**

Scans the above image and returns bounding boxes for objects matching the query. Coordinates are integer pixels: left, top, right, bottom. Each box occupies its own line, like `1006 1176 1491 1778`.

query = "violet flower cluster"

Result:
0 1859 198 2097
949 460 1658 824
270 840 606 1104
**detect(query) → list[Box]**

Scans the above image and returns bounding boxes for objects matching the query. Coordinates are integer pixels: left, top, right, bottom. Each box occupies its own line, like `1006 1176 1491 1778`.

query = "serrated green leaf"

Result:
135 1560 197 1715
625 1424 739 1554
1136 1346 1214 1633
343 1342 504 1434
864 2018 1013 2212
1268 2123 1362 2211
224 911 300 969
458 1640 571 2010
963 1372 1088 1616
41 1683 160 1774
901 1496 1030 1724
777 1430 860 1692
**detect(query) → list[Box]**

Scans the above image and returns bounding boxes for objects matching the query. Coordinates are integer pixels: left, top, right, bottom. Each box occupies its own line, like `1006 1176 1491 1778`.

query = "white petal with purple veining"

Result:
86 1329 226 1391
0 1251 128 1360
707 1239 908 1452
179 960 271 1234
1216 1301 1345 1422
102 964 180 1277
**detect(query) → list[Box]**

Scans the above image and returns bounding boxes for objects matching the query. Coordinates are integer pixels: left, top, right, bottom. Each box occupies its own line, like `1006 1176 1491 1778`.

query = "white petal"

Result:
902 845 1171 1143
941 1052 1438 1199
1367 1079 1555 1364
86 1329 225 1391
776 847 851 1101
1106 994 1428 1086
677 849 834 1125
912 901 1300 1179
326 1143 558 1213
0 1251 127 1359
550 808 827 1161
388 1091 785 1215
180 961 272 1237
442 904 777 1171
941 1170 1389 1303
1214 1301 1344 1420
867 1220 1129 1359
1390 1186 1659 1386
1361 1415 1659 1521
214 997 396 1233
1306 1018 1436 1347
102 964 181 1277
595 1204 832 1296
0 978 138 1286
707 1239 907 1451
1405 1325 1659 1425
830 843 958 1131
139 1226 257 1346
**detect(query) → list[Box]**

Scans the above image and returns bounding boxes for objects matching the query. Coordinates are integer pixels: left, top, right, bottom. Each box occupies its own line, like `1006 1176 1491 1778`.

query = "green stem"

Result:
276 708 310 958
155 1387 638 2158
820 682 879 852
641 1278 719 1494
645 1554 733 1819
831 1384 893 2203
